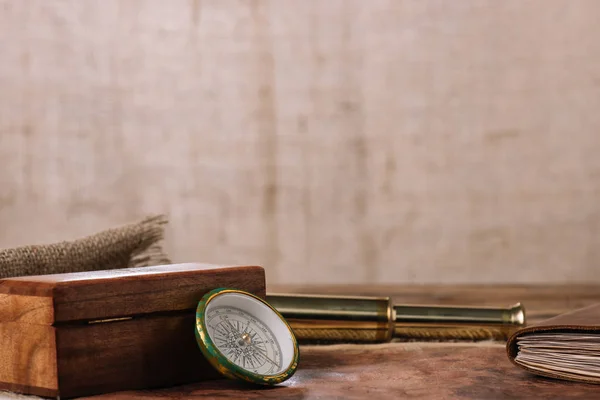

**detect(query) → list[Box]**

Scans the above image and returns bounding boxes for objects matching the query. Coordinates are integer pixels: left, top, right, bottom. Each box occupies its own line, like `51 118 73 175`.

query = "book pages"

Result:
515 333 600 382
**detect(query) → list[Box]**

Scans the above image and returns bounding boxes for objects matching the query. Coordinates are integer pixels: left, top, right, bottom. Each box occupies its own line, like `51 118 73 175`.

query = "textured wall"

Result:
1 0 600 284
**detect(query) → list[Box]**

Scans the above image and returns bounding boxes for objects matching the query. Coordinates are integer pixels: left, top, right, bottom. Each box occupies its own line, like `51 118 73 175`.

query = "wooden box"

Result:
0 263 266 399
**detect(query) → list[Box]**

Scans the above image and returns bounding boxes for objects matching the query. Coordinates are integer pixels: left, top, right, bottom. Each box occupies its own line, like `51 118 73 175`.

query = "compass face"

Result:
206 306 284 375
195 289 299 385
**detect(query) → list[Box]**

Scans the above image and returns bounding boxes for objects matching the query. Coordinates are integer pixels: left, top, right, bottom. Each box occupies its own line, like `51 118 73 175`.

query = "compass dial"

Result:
206 306 283 375
195 288 299 385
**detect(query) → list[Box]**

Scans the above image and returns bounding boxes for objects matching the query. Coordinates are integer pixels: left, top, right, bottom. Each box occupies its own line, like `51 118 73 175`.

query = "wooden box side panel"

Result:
0 322 58 397
56 314 220 398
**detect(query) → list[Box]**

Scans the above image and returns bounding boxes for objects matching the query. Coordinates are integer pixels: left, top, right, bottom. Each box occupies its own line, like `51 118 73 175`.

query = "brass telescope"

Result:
267 293 526 343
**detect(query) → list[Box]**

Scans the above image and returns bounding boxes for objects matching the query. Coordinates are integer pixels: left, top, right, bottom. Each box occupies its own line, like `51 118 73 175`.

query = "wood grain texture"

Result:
0 294 53 325
56 314 221 398
74 284 600 399
1 1 600 285
0 323 57 395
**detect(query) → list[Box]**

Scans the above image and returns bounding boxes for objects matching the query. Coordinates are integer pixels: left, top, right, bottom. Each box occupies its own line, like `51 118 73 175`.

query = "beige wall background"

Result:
1 0 599 285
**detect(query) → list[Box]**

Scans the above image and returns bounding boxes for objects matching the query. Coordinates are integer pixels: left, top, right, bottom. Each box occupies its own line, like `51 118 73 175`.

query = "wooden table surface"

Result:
84 284 600 400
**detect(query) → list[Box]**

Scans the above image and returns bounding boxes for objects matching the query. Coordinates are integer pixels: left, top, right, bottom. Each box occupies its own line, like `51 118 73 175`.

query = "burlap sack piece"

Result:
0 214 171 279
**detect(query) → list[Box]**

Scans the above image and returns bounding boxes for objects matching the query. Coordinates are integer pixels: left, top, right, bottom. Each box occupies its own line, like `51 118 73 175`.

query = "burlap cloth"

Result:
0 214 171 279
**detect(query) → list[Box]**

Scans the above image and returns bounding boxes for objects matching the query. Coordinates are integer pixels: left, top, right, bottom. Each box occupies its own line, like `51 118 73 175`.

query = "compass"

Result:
195 288 299 385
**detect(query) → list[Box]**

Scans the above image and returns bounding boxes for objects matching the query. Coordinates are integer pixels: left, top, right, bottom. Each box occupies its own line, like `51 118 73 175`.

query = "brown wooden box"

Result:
0 263 266 399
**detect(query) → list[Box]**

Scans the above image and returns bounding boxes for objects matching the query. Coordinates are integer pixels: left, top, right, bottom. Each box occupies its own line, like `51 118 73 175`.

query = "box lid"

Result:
0 263 265 325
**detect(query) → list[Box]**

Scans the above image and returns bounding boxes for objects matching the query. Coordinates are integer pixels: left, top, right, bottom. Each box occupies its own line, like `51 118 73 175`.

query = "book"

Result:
507 303 600 384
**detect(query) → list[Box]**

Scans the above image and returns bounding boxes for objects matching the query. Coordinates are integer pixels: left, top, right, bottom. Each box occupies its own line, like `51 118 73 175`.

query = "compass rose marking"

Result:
207 306 284 375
